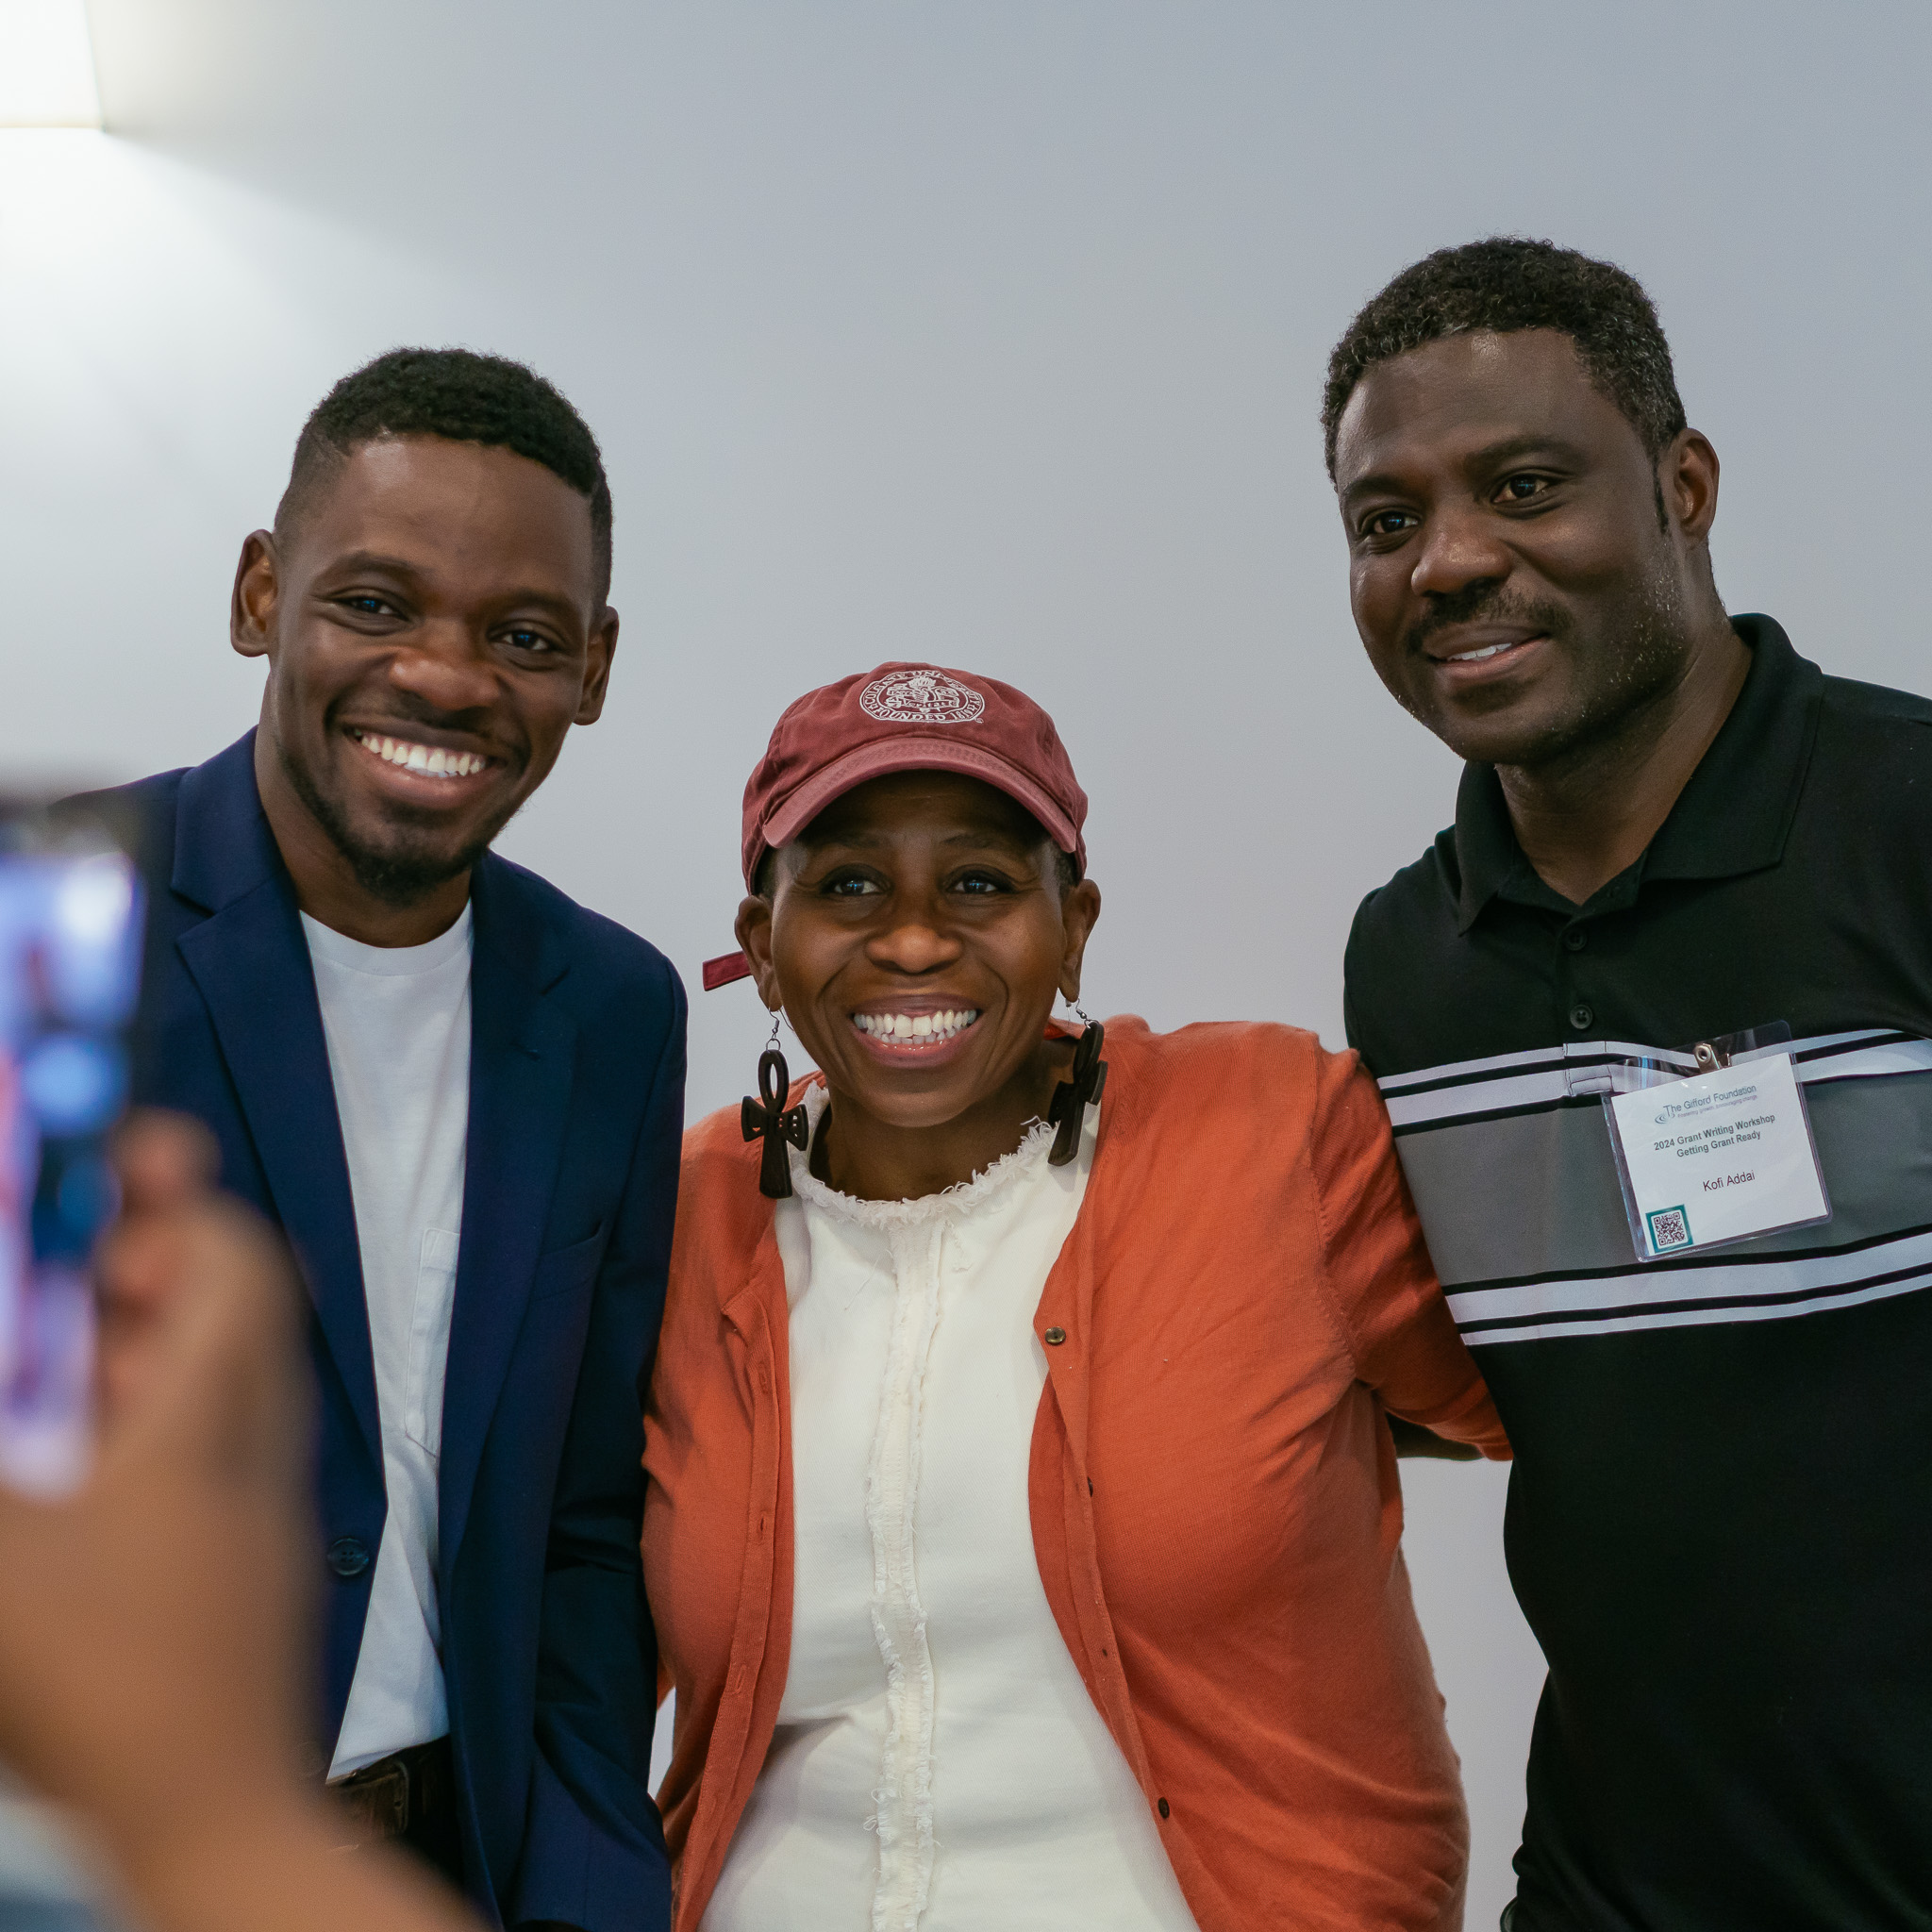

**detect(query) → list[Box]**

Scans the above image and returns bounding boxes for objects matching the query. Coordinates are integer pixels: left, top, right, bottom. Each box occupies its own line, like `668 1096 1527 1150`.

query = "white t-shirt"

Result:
704 1086 1198 1932
303 905 472 1779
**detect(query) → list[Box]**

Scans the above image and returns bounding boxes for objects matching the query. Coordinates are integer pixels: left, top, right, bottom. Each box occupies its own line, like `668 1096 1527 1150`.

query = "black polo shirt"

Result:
1345 615 1932 1932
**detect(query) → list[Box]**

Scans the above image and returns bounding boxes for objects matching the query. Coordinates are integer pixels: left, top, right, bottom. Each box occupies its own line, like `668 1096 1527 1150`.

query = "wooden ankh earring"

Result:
1047 1002 1107 1166
742 1011 808 1198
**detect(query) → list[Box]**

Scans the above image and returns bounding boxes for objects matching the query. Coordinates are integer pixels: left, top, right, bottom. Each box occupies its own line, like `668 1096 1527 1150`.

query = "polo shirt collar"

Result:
1451 613 1824 934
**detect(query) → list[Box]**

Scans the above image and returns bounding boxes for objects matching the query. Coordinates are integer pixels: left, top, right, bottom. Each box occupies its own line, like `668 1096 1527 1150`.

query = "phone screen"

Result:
0 805 143 1494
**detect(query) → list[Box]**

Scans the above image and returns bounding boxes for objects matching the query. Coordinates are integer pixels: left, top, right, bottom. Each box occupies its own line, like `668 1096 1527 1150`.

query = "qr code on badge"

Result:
1647 1206 1691 1252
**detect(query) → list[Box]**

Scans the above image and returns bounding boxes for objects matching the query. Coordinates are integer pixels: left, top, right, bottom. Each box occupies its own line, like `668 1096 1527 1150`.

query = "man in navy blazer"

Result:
87 350 681 1930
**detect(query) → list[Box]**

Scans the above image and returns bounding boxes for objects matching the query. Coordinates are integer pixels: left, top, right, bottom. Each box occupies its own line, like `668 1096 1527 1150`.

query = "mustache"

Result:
333 695 525 767
1403 584 1569 658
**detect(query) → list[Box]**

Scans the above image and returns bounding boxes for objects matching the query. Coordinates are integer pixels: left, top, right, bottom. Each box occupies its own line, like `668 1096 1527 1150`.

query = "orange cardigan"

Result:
641 1018 1508 1931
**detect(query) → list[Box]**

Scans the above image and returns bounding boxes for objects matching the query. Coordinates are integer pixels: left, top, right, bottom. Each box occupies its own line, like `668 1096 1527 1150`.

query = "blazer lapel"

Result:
170 739 381 1469
439 856 577 1578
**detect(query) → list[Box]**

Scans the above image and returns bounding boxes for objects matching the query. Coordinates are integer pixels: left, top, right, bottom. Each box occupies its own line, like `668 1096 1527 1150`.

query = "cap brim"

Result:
756 739 1082 878
701 950 754 991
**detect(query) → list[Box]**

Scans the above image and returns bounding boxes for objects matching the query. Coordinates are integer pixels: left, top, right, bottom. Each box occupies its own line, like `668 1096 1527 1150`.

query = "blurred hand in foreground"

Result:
0 1111 475 1932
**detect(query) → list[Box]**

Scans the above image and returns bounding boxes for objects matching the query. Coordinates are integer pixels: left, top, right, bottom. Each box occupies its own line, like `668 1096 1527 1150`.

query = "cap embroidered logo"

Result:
858 669 986 725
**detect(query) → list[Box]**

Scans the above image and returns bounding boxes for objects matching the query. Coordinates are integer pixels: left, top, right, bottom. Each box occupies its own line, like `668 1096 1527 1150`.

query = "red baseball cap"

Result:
703 661 1088 990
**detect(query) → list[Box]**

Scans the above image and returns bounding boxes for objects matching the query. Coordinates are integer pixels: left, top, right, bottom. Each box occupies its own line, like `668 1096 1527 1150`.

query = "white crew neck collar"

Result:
300 900 474 976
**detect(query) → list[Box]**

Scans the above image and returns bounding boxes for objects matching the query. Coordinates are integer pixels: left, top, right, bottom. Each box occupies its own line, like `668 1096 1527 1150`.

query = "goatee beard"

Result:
278 737 496 908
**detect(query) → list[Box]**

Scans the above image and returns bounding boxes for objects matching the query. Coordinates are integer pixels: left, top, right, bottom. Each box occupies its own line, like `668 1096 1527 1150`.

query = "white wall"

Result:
6 6 1929 1921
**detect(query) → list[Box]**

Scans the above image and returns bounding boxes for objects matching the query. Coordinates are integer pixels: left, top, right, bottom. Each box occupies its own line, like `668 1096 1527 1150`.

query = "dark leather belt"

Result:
327 1736 456 1852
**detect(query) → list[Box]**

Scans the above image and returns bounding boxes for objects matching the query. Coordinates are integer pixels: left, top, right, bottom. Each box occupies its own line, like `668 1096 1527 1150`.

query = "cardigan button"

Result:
1043 1326 1067 1345
1158 1797 1171 1819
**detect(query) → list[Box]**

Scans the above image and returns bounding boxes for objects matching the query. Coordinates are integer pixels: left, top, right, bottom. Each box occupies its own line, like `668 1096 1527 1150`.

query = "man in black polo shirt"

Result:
1329 237 1932 1930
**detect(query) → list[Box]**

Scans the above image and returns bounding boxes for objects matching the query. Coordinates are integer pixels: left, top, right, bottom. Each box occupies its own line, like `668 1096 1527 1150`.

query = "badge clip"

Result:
1599 1021 1831 1262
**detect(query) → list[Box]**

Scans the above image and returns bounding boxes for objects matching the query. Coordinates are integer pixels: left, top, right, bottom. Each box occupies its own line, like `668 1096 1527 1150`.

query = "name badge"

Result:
1605 1049 1830 1261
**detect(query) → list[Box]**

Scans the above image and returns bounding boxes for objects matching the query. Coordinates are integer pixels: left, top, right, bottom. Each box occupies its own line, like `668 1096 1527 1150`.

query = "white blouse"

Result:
701 1086 1198 1932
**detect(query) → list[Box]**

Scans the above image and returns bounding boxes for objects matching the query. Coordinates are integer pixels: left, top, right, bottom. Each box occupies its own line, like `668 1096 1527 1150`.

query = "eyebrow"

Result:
313 551 584 623
313 549 424 580
1464 432 1591 470
1340 432 1592 506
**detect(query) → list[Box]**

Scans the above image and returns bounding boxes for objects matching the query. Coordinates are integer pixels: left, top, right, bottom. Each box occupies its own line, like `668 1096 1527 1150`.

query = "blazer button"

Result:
1043 1326 1067 1345
326 1536 372 1578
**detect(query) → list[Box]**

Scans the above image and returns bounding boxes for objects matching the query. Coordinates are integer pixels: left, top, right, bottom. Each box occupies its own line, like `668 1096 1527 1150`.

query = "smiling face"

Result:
737 771 1101 1169
233 434 616 936
1334 328 1720 771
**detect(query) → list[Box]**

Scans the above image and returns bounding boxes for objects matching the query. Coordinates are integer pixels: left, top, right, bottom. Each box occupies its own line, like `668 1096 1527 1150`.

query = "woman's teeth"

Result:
353 730 489 778
852 1008 981 1046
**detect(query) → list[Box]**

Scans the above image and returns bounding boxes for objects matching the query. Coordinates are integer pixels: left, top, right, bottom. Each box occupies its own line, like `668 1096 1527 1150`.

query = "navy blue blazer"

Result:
94 734 682 1932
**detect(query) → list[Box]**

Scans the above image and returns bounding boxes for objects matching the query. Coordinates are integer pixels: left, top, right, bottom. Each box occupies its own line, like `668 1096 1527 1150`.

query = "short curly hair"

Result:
1322 238 1686 479
276 346 614 600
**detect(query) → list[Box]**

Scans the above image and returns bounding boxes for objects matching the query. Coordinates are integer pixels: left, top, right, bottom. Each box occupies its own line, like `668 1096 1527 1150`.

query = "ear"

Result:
230 531 280 660
1661 428 1720 545
574 607 620 725
734 892 782 1015
1056 877 1103 1005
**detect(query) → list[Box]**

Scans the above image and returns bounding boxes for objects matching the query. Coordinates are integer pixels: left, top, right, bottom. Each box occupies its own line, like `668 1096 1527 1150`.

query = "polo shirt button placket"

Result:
1557 923 1593 1031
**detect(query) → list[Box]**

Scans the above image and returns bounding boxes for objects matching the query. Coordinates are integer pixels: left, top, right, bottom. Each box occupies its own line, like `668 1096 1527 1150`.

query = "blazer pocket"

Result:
529 1222 606 1302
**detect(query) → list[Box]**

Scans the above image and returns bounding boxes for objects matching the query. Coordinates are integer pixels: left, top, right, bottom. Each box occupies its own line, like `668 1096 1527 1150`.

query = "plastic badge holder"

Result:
1601 1023 1832 1263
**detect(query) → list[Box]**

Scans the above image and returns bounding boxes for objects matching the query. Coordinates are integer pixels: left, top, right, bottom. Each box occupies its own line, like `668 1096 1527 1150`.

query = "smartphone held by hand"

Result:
0 802 143 1496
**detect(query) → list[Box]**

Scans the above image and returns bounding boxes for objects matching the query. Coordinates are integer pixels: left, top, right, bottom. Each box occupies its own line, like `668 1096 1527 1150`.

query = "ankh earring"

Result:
1048 998 1107 1167
742 1010 808 1199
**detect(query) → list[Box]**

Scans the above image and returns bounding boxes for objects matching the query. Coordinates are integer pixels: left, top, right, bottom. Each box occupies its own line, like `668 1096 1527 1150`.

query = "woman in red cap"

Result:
643 663 1507 1932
